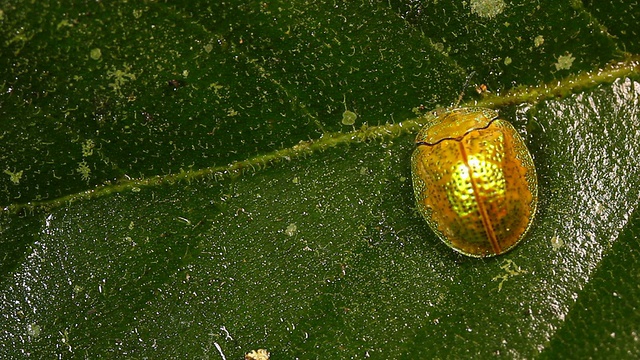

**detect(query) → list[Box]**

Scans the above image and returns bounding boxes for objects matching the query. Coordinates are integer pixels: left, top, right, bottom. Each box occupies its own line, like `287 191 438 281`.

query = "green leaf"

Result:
1 0 639 358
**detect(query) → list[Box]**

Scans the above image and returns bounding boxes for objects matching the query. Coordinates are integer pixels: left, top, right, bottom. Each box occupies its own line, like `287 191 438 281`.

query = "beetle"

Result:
411 107 538 257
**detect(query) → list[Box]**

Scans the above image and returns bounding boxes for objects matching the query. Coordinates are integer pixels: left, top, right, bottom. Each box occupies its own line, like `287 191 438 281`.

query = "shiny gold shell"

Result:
411 107 538 257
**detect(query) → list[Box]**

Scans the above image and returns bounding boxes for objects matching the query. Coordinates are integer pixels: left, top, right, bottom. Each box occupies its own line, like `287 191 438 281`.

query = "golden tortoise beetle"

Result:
411 107 538 257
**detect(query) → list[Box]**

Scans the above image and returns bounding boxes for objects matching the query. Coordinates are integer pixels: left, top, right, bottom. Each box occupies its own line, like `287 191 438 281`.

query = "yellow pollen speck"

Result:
555 53 576 71
4 169 23 185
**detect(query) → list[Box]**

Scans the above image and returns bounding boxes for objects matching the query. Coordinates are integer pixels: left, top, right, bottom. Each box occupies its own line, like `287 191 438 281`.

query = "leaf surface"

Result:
1 1 639 358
